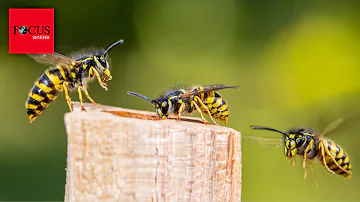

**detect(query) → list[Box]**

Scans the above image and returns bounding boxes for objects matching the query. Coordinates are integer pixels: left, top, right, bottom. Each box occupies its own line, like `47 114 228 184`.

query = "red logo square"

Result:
9 8 54 54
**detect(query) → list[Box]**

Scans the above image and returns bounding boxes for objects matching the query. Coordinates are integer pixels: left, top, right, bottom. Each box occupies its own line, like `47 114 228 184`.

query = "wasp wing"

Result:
243 136 283 148
28 52 78 66
319 118 344 137
181 84 239 98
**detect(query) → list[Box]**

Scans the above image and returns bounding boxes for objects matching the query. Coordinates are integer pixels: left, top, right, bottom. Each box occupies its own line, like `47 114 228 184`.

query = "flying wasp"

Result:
26 39 124 123
127 84 239 125
249 119 352 182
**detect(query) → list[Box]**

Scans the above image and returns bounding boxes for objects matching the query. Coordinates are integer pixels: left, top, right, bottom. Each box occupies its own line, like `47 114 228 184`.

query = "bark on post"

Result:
64 102 242 202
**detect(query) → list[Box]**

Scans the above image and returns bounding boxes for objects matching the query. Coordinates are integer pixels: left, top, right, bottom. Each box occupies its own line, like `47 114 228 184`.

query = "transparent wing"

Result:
28 52 78 66
320 118 344 136
243 136 283 148
181 84 239 98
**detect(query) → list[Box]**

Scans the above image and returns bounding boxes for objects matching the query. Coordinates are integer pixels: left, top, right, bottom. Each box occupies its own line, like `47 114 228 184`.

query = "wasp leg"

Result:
319 143 336 174
193 96 218 126
91 67 108 91
177 102 186 121
303 154 308 179
82 87 98 105
321 140 350 174
308 161 320 188
302 159 308 179
62 82 73 111
287 157 295 167
302 139 314 179
77 86 86 111
191 101 210 124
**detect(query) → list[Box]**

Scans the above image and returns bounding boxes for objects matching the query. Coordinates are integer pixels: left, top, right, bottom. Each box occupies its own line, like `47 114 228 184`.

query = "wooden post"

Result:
64 102 242 202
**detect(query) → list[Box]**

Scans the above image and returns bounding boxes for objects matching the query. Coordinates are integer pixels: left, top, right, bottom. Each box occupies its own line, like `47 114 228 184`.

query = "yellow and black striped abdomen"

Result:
198 91 229 124
320 139 352 178
26 66 69 122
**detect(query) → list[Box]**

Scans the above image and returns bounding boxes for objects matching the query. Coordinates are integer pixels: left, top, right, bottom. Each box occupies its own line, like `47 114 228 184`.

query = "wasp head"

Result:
93 39 124 81
154 99 170 119
127 91 170 119
284 128 308 158
251 125 292 156
93 54 111 80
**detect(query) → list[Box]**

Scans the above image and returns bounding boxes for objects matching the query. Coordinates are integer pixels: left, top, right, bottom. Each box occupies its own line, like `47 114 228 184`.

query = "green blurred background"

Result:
1 0 360 201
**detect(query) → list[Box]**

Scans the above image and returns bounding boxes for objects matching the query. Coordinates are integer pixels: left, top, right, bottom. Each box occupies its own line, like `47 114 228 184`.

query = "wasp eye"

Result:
296 138 303 147
161 101 169 114
101 58 107 66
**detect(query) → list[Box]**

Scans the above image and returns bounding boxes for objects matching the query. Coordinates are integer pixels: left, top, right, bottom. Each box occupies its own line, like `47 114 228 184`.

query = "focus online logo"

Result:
9 8 54 54
13 25 51 39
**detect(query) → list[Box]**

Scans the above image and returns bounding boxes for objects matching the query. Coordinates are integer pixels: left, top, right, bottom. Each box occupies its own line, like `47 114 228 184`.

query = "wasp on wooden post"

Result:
127 84 239 125
26 39 124 123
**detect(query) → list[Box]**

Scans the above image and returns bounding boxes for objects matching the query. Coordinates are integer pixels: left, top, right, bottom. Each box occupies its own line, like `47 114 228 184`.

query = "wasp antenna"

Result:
104 39 124 55
250 126 289 137
127 91 156 104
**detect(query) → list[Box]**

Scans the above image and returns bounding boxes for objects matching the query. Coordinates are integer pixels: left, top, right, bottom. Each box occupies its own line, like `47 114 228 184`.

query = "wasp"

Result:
249 119 352 182
26 39 124 123
127 84 239 125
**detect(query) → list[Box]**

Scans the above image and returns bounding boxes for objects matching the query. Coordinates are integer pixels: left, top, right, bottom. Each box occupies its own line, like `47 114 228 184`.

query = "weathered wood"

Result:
64 102 242 202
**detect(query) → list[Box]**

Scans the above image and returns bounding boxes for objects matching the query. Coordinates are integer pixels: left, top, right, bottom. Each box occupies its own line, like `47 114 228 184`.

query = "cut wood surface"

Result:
64 102 242 202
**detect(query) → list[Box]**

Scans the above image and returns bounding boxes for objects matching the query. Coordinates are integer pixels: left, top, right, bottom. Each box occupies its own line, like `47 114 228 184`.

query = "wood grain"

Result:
64 102 242 202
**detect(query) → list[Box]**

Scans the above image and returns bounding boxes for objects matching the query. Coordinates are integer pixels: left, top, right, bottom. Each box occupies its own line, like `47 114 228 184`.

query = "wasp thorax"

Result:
155 100 170 119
